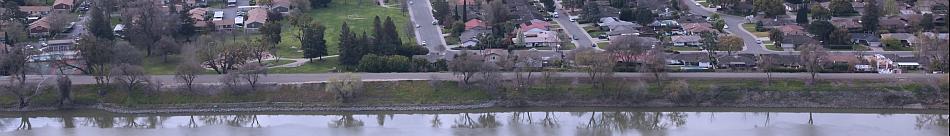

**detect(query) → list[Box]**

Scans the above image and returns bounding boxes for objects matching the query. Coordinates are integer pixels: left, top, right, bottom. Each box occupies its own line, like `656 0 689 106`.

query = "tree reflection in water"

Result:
199 115 261 128
431 114 442 128
453 113 501 128
17 116 30 130
579 112 687 136
915 114 949 130
329 114 364 128
80 115 115 128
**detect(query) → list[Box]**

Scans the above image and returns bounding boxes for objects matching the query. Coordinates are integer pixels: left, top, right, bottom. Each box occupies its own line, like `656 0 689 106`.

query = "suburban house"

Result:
244 8 268 29
681 23 716 35
597 17 640 31
716 54 757 70
647 20 681 31
669 53 714 70
41 39 76 52
598 17 642 37
464 19 486 30
824 54 863 72
831 18 863 32
28 17 51 36
19 6 51 18
761 54 803 70
778 25 807 36
460 19 488 47
515 28 560 47
851 33 882 47
271 0 293 13
881 33 917 46
671 35 702 46
189 8 209 28
755 17 794 29
781 35 817 49
884 54 921 70
212 19 235 30
879 16 910 32
480 49 509 64
53 0 75 11
460 29 488 47
518 19 551 32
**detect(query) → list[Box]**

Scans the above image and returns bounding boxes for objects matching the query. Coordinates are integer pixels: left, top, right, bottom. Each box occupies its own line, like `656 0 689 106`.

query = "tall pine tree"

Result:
339 22 363 66
302 23 327 61
862 0 881 33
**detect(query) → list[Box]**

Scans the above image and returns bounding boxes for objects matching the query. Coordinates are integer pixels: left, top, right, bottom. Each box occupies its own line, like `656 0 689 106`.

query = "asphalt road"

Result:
408 0 451 56
5 73 945 85
553 6 596 50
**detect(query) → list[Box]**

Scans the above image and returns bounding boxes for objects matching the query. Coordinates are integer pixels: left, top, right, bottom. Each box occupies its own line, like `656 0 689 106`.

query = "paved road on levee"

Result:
5 73 944 85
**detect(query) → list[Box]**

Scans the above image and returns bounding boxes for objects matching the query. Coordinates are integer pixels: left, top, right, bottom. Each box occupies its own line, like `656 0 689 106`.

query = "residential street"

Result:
678 0 916 56
408 0 452 57
6 73 944 85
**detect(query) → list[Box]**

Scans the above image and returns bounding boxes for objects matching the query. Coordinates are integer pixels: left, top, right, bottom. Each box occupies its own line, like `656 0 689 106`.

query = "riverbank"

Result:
1 78 947 114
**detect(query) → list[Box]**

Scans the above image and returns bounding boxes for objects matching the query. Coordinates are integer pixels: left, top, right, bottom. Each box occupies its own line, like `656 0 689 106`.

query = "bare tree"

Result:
197 35 254 74
1 46 42 108
573 49 615 83
449 51 484 84
717 35 744 55
122 0 173 56
326 73 364 103
643 47 668 87
45 12 77 37
237 63 267 91
916 34 948 73
512 51 541 90
798 44 828 85
112 63 148 97
175 43 203 92
606 36 648 63
155 36 179 62
758 55 775 86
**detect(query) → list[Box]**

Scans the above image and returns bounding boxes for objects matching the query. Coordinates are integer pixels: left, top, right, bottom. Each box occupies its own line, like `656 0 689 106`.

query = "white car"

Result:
723 25 729 29
421 41 427 46
409 1 413 5
415 24 421 28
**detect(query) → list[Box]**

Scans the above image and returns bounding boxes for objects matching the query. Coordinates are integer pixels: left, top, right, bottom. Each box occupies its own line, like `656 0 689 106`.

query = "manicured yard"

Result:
596 42 609 49
268 58 341 73
742 23 769 37
276 0 412 58
764 41 784 51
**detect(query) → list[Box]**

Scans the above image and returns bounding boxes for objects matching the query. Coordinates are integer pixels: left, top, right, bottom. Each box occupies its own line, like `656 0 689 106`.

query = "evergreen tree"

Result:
339 22 362 65
88 4 114 40
302 23 328 61
920 13 934 31
797 10 809 25
383 17 401 54
862 0 881 33
619 8 635 22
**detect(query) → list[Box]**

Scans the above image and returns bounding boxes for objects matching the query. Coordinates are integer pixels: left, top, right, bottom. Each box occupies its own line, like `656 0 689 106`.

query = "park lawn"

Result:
742 23 769 37
263 59 296 67
276 0 412 59
143 56 178 75
268 58 340 73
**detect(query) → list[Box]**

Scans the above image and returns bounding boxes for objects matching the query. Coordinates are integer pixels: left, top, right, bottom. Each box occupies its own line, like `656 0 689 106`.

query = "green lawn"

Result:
276 0 412 58
596 42 609 49
143 56 179 75
884 45 914 51
764 41 784 51
742 23 769 37
269 58 341 73
263 60 296 67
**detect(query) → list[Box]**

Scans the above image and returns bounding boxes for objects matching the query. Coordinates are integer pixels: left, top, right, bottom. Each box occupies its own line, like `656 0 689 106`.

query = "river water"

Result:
0 108 946 136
